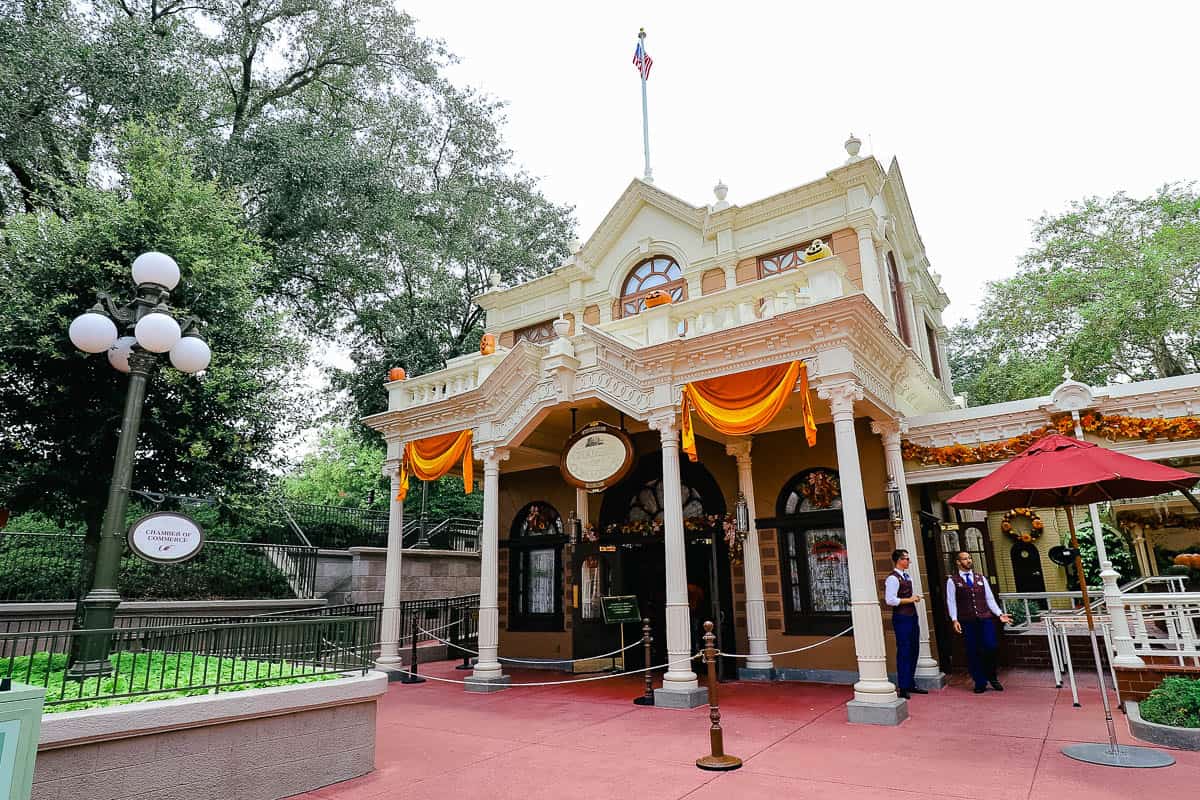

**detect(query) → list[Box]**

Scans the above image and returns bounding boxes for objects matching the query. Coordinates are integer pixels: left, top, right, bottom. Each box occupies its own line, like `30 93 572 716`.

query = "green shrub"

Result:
1139 676 1200 728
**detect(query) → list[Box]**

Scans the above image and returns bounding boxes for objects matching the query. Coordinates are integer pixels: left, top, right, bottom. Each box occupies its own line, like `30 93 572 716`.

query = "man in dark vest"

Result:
946 550 1011 693
884 548 926 699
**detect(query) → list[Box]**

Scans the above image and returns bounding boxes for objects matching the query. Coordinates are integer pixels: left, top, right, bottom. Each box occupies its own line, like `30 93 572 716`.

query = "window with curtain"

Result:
886 251 912 347
507 502 564 631
619 256 684 317
776 468 852 634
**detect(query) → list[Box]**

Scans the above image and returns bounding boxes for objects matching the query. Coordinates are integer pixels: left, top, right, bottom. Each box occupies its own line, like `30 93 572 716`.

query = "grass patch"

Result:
3 651 339 713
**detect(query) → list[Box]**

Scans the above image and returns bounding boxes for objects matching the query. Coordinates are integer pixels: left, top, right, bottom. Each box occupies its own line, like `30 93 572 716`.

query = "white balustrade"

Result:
386 349 510 411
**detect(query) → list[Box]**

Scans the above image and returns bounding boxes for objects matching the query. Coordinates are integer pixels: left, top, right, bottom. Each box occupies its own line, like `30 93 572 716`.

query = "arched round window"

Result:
619 256 685 317
778 468 843 515
508 502 564 631
774 468 850 634
627 478 706 522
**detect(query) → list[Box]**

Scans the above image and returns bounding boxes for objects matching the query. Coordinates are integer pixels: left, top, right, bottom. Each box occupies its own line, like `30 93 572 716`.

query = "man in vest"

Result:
884 548 926 699
946 550 1011 693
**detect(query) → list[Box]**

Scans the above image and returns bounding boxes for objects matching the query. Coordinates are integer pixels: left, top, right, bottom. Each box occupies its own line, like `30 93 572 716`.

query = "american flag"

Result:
633 39 653 80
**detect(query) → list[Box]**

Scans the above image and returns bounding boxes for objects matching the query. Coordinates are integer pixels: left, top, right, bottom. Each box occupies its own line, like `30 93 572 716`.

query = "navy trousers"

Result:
961 618 999 688
892 614 919 690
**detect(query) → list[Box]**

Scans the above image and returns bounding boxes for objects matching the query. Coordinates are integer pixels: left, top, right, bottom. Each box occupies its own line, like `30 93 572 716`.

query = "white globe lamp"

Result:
69 312 119 354
131 251 180 290
107 336 137 373
134 311 181 353
169 336 212 374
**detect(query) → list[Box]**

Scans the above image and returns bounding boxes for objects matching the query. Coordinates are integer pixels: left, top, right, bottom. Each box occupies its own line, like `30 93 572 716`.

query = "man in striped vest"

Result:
946 550 1012 694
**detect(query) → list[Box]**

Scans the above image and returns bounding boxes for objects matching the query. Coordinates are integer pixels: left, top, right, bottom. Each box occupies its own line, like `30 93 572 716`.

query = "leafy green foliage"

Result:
1140 676 1200 728
950 186 1200 405
2 651 334 713
0 125 306 535
1066 516 1137 589
284 428 388 509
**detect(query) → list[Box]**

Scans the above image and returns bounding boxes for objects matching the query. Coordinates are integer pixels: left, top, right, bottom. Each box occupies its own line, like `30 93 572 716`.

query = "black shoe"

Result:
974 685 987 694
989 680 1004 692
898 689 910 699
909 687 929 694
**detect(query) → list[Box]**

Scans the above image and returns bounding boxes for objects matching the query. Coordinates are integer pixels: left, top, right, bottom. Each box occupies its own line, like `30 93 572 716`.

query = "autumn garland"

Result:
901 411 1200 467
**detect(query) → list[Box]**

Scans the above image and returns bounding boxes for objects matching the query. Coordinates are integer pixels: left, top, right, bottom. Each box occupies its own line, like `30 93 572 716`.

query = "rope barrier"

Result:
716 626 853 659
418 626 642 664
408 617 466 637
390 652 704 687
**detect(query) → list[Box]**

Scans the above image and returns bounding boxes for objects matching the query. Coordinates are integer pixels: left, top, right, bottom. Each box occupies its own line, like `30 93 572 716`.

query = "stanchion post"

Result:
400 612 426 685
633 617 655 706
696 621 741 771
454 607 473 670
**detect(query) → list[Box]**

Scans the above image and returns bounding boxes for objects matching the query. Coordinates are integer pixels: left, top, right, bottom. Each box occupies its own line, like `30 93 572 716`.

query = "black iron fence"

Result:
0 616 372 708
400 517 481 552
287 502 389 549
0 532 317 602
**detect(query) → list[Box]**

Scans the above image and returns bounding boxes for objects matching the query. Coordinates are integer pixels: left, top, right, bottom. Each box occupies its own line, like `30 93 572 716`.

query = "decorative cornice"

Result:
647 410 678 436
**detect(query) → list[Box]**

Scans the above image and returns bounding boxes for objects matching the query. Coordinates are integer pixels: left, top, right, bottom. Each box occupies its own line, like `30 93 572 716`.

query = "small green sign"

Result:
600 595 641 625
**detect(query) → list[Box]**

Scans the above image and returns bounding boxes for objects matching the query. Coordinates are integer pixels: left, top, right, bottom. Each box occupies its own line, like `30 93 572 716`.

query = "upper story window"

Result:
757 236 830 279
619 256 684 317
925 321 943 381
886 251 912 347
514 319 557 345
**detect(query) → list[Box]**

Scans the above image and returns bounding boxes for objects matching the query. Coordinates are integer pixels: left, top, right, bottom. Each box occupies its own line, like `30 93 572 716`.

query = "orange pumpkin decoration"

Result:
387 367 406 382
644 289 672 308
480 333 496 355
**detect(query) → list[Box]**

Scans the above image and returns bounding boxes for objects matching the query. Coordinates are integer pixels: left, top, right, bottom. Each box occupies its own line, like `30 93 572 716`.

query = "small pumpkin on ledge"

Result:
644 289 673 308
803 238 832 262
387 367 406 382
480 333 496 355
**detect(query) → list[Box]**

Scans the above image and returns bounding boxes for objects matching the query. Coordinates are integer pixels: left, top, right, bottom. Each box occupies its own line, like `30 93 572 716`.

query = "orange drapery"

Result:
395 430 474 502
681 361 816 461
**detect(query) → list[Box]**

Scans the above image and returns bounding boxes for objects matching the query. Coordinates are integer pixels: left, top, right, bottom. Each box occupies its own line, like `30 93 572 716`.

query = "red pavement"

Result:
290 661 1197 800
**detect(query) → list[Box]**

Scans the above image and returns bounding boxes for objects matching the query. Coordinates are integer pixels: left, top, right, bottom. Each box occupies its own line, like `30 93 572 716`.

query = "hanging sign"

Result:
127 512 206 564
600 595 642 625
560 422 634 492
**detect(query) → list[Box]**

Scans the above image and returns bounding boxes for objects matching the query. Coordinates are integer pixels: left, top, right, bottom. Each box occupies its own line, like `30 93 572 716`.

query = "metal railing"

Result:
999 575 1189 631
1121 592 1200 665
0 532 318 602
0 616 372 708
286 502 389 549
401 517 481 552
395 594 479 645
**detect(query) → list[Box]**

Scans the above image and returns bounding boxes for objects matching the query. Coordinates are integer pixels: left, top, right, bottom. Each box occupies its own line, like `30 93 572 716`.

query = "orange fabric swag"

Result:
681 361 816 462
396 430 474 502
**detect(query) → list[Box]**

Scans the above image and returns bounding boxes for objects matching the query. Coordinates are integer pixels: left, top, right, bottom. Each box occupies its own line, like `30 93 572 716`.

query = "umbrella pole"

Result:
1061 506 1174 768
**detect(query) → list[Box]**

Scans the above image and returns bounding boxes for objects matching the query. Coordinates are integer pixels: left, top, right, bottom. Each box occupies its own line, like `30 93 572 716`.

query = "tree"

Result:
0 125 306 547
950 186 1200 405
284 427 387 509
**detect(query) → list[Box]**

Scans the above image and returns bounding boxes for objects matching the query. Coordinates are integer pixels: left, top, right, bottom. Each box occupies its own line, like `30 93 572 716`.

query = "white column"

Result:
649 412 703 697
817 381 903 722
376 461 405 671
855 227 887 313
467 446 510 690
726 439 773 673
873 420 945 688
1101 560 1145 667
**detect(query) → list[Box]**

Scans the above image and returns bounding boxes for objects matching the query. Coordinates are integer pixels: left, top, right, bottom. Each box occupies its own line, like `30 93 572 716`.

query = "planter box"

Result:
32 671 387 800
1127 701 1200 751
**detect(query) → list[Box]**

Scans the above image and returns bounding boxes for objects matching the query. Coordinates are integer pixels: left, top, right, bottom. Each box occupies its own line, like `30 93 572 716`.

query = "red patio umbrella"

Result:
947 433 1197 769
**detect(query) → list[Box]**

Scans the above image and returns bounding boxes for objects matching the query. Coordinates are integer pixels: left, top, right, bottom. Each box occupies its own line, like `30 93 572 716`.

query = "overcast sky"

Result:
399 0 1199 324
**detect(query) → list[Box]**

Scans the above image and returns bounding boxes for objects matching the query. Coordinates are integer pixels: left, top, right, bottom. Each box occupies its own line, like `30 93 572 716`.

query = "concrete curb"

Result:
1127 701 1200 751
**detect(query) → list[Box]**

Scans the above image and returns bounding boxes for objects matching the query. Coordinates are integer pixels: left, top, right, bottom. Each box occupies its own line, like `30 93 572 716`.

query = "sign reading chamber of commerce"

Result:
560 422 634 492
127 512 206 564
600 595 641 625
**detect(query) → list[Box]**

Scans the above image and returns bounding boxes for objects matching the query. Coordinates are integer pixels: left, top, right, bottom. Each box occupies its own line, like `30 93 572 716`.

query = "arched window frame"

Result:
774 468 853 635
618 256 685 318
507 501 565 632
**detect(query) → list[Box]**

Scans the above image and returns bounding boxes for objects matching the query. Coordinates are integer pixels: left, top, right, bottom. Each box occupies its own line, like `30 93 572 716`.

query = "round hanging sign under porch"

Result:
560 422 635 492
127 511 206 564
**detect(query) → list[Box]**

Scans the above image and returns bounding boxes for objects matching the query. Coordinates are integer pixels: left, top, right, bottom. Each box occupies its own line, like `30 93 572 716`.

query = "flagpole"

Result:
639 28 652 183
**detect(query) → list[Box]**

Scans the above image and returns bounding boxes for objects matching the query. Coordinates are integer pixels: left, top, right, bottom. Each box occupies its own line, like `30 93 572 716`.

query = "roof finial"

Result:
1063 365 1074 382
712 179 729 211
844 133 863 163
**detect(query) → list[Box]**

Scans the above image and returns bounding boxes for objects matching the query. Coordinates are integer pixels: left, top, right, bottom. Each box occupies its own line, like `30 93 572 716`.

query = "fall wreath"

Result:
1001 508 1044 543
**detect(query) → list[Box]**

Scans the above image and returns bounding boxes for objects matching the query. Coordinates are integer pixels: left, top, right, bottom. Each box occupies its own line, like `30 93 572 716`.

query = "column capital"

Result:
724 438 752 461
869 418 907 449
817 380 863 420
473 446 510 470
382 459 402 478
647 410 678 437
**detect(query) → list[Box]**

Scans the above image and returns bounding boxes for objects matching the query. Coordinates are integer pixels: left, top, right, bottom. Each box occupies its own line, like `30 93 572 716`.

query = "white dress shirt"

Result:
946 571 1003 621
884 571 910 607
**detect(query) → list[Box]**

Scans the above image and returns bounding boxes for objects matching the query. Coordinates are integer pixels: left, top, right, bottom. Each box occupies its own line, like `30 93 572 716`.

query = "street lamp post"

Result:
67 252 211 676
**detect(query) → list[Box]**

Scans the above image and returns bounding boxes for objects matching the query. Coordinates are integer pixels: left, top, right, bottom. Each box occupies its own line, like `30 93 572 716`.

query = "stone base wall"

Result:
33 672 386 800
347 547 479 604
1114 662 1200 703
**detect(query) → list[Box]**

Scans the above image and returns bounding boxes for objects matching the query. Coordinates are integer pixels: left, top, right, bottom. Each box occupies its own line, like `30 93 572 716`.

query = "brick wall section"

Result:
1115 663 1200 703
1001 629 1111 669
701 268 726 295
735 256 757 285
33 701 376 800
829 229 861 287
583 304 600 325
